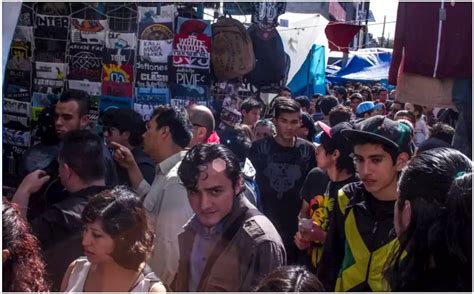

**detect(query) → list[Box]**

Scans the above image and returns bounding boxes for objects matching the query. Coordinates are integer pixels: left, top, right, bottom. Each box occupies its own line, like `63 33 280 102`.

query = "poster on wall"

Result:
176 17 211 36
68 80 102 96
7 40 32 71
4 69 30 87
106 31 137 49
68 43 104 81
102 64 134 83
4 99 31 117
34 61 66 80
170 84 209 108
34 39 67 63
31 92 58 108
138 21 174 40
172 33 211 70
102 63 134 97
99 95 132 116
169 66 210 86
103 48 135 65
3 128 31 147
134 87 170 121
136 59 168 88
138 39 172 63
34 13 70 39
13 25 34 42
71 18 108 44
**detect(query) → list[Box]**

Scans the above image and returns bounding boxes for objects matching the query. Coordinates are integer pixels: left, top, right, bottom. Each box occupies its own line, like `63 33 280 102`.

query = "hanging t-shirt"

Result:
306 174 359 269
249 136 316 263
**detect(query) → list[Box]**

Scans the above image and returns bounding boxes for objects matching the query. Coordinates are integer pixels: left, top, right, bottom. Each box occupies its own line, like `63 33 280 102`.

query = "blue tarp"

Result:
288 44 326 96
326 49 392 85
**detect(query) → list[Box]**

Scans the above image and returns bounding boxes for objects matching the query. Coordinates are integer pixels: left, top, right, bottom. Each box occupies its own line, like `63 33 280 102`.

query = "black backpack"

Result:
245 24 287 89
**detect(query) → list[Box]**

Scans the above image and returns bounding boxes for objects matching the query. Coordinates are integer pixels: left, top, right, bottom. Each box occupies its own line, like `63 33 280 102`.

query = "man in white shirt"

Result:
113 105 194 287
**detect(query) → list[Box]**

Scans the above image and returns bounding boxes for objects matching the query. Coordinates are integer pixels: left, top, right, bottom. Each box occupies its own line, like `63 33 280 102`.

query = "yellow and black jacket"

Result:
317 181 397 291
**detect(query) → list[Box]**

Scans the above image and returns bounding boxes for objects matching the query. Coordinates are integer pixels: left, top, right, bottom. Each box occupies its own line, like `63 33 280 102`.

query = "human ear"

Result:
2 249 10 263
402 200 412 229
80 114 90 128
396 152 410 171
234 176 244 195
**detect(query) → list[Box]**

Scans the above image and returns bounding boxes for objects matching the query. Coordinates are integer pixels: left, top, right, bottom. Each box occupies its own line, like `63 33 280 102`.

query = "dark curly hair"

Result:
178 144 242 191
254 265 325 292
2 198 49 292
81 186 154 270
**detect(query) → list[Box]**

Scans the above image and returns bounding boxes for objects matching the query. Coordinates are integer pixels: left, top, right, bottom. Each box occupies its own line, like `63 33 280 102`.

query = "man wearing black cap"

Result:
295 121 359 271
317 115 414 292
101 108 155 186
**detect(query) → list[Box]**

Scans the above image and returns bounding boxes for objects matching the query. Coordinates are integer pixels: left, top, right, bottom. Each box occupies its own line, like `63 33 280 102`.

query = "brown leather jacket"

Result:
171 195 286 291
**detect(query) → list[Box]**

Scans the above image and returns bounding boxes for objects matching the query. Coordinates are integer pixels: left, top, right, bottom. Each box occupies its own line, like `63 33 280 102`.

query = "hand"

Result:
111 142 137 170
301 222 326 244
19 170 50 194
294 231 311 250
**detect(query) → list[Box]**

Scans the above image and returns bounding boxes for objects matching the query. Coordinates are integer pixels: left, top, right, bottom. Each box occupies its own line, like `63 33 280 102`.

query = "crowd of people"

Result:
3 81 472 292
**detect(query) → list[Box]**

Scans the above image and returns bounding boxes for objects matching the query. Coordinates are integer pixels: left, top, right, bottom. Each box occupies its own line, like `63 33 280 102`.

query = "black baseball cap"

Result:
317 121 353 154
341 115 414 155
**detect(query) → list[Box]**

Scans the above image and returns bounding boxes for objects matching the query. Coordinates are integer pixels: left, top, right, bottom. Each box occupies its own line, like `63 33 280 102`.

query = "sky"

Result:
367 0 399 39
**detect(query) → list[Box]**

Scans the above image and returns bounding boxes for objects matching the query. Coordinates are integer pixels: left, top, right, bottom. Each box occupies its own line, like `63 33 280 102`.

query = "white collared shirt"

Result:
137 150 194 286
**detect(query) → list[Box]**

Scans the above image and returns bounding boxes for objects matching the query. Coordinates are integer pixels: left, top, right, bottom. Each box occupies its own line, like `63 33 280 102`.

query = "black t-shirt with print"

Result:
249 136 316 263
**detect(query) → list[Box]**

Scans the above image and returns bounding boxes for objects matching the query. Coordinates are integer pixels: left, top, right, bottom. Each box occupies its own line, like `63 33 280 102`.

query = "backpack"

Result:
211 15 255 81
245 24 287 89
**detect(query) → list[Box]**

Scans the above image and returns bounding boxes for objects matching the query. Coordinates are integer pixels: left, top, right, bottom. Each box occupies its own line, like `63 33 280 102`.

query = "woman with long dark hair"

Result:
60 186 166 292
386 148 472 291
3 198 50 292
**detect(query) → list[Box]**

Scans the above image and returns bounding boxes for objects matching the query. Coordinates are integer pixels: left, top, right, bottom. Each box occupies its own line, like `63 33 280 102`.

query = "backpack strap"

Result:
196 207 260 290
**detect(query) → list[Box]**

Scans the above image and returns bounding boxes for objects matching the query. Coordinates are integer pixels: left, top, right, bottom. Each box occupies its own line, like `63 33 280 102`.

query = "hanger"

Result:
70 4 107 19
107 3 137 15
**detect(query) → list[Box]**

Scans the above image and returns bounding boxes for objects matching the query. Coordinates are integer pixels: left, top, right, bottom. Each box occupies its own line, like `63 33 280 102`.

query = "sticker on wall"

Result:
71 18 109 44
136 59 168 88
